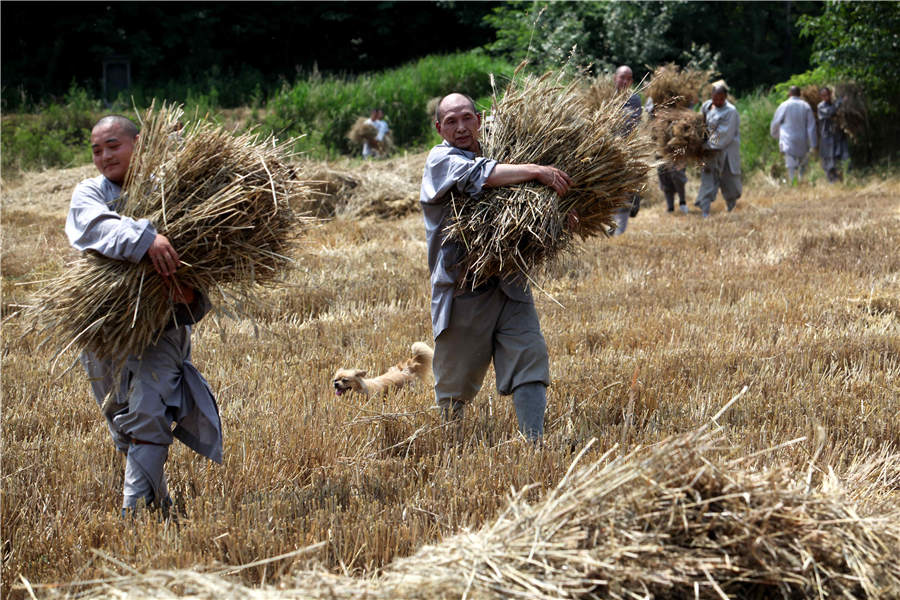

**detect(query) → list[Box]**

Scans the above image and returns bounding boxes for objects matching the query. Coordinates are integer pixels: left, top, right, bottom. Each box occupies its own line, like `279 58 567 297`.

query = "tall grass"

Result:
735 88 782 176
264 51 515 157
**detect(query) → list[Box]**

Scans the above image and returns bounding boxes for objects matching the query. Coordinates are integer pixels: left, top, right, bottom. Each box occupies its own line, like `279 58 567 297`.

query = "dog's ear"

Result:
354 370 367 378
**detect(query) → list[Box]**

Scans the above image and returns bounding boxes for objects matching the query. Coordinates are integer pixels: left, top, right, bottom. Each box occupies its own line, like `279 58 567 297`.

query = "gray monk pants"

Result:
433 284 550 439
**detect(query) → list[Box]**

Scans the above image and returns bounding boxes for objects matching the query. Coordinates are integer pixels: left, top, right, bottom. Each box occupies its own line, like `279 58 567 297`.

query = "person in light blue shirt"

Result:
420 93 571 441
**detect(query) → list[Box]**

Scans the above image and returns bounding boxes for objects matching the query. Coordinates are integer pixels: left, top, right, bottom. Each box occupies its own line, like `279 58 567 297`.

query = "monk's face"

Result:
820 88 832 103
711 91 727 108
614 68 633 92
91 123 136 186
435 94 481 152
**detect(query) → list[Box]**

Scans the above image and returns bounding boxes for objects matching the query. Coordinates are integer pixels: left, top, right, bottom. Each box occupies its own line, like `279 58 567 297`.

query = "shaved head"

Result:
614 65 633 92
436 93 476 124
93 115 139 139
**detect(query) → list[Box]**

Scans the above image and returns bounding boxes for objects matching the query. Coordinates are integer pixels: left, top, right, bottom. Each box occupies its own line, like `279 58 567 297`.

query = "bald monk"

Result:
419 92 571 441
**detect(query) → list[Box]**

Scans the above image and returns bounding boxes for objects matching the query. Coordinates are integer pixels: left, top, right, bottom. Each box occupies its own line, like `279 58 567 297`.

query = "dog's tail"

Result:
408 342 434 383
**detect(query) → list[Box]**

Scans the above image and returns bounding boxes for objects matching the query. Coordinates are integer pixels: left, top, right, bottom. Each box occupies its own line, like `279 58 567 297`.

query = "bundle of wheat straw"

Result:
834 82 868 141
47 427 900 599
346 117 377 146
26 102 310 365
651 107 709 167
443 72 653 288
801 84 822 119
580 74 622 113
647 62 714 109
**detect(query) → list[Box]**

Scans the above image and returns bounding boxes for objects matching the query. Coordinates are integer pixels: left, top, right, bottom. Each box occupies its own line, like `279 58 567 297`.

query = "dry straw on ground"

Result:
444 71 653 288
34 420 900 599
646 63 715 110
21 102 310 366
301 153 422 219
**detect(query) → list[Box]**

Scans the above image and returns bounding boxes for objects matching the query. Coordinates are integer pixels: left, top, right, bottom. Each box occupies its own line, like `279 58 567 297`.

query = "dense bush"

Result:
264 51 515 157
1 85 100 174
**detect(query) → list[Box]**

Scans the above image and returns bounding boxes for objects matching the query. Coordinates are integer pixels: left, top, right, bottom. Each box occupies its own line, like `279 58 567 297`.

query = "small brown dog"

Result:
333 342 433 397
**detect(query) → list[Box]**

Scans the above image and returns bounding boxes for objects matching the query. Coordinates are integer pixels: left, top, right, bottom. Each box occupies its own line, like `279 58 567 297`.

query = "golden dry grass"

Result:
2 159 899 598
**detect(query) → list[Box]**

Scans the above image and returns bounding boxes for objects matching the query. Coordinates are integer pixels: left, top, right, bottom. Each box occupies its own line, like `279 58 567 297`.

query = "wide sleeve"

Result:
420 147 497 205
65 179 157 263
807 108 817 149
769 103 784 139
710 108 740 150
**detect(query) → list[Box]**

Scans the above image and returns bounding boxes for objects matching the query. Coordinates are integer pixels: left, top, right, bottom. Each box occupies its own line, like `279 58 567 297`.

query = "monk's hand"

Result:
536 166 572 197
147 234 180 277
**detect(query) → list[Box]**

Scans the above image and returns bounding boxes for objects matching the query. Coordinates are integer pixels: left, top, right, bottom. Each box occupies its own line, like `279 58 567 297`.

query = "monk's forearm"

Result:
484 163 542 188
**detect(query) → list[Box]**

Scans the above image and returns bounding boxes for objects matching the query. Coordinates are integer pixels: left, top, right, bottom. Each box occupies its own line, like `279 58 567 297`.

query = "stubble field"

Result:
2 156 899 598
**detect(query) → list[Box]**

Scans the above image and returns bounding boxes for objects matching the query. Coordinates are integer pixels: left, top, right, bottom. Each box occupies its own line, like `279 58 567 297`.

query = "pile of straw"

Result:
25 103 310 365
801 84 822 119
42 425 900 599
444 72 652 288
646 62 714 109
834 82 868 141
346 117 377 146
650 107 709 167
302 158 419 219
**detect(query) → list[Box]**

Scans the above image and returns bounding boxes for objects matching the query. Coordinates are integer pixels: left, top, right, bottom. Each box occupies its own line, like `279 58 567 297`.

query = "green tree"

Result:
799 2 900 113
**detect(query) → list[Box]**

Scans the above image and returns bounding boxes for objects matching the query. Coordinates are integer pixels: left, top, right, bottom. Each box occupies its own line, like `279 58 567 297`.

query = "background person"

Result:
420 93 571 441
612 65 643 235
67 115 222 516
817 86 850 183
770 85 817 185
646 96 689 214
362 108 390 159
696 81 742 218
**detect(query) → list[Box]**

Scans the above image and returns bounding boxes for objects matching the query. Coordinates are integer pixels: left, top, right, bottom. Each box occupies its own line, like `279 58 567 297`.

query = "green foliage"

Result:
482 1 822 93
265 51 514 158
799 2 900 113
1 83 100 174
734 89 781 176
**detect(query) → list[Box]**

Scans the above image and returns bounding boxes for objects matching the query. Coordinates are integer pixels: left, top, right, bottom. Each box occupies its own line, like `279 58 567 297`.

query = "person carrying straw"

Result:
420 93 571 442
67 115 222 517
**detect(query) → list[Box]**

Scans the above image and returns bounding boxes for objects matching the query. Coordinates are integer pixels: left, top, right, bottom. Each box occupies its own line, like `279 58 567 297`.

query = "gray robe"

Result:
770 96 817 159
419 141 532 339
68 175 222 508
696 100 742 213
817 100 850 171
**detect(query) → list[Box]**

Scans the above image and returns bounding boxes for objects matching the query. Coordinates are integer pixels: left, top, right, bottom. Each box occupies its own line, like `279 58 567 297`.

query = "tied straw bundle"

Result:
444 71 652 289
346 117 378 146
651 107 709 167
647 62 715 109
27 102 310 367
801 84 822 119
834 82 868 141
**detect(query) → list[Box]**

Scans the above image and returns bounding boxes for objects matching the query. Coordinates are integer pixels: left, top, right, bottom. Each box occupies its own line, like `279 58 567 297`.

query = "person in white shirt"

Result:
770 86 817 185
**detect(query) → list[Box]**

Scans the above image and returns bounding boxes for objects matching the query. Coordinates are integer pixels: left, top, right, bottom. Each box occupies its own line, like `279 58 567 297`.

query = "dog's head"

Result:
332 369 367 396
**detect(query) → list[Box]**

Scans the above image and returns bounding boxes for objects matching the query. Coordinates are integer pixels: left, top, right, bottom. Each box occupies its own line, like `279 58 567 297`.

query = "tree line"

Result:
2 1 826 108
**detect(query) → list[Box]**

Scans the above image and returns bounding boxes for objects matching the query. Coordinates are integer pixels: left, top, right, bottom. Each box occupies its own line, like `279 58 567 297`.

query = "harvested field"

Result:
2 159 899 598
